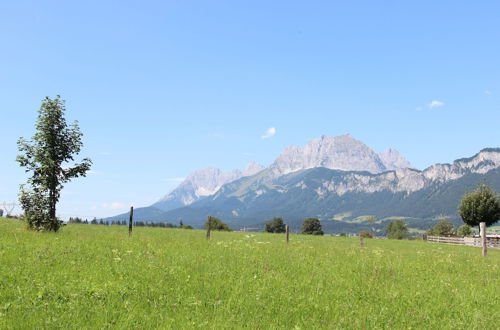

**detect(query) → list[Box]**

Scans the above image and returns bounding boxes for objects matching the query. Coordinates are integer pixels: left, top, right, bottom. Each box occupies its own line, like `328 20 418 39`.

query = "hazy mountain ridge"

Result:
152 134 411 212
103 134 499 232
144 148 500 229
151 162 265 211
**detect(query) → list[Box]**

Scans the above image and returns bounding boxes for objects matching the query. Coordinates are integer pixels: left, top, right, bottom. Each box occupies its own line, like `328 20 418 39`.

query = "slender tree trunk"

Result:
49 189 56 219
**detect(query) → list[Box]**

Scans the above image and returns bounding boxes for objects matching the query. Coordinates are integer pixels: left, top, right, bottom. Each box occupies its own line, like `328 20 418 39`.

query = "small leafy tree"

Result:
301 218 324 235
366 215 377 235
456 224 472 237
458 184 500 228
264 217 286 233
204 216 231 231
386 219 409 239
17 96 92 231
0 209 3 217
359 230 373 239
427 219 455 236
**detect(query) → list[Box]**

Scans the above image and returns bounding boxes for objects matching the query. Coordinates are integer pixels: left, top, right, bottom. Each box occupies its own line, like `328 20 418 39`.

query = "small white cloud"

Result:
110 202 124 209
484 90 492 95
428 100 444 108
261 127 276 139
415 106 423 111
164 177 185 182
87 170 98 175
101 202 125 210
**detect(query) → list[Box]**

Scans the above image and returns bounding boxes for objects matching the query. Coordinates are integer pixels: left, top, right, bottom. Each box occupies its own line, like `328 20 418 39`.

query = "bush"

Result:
386 219 409 240
301 218 324 235
359 230 373 238
19 189 62 232
427 219 455 236
456 224 472 237
204 216 231 231
264 217 286 233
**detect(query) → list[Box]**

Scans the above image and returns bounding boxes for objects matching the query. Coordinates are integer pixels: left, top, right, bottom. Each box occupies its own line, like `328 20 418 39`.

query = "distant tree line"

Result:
67 217 192 229
62 183 498 239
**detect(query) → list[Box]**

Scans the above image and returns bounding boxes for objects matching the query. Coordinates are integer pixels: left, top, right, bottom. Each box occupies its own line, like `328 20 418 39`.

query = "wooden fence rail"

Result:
427 236 500 249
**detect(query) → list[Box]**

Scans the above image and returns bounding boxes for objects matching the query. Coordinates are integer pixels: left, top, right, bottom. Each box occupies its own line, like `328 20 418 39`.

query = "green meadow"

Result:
0 217 499 329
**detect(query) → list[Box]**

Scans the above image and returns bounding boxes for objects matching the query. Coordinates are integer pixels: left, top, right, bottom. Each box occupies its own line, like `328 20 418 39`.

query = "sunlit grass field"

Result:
0 217 499 329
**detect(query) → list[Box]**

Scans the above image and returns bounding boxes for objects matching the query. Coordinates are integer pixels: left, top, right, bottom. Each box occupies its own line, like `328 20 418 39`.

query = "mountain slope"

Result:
153 162 265 211
145 148 500 230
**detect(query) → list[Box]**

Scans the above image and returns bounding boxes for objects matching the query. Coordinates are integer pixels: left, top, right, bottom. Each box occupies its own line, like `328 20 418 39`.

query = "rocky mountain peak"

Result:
243 162 266 177
379 148 413 171
270 134 404 176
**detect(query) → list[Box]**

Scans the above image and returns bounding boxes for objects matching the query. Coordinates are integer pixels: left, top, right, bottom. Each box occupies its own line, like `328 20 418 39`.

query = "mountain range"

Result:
105 134 500 233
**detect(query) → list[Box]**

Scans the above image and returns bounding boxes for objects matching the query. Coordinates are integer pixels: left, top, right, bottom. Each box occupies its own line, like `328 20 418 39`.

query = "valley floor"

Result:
0 218 499 329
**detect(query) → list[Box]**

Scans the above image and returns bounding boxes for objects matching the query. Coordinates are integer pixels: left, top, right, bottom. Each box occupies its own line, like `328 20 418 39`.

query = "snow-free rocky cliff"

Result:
153 134 411 211
268 134 412 178
154 148 500 227
105 134 500 230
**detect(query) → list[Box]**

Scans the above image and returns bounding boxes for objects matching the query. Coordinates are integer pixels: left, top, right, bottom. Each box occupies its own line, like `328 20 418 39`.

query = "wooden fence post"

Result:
360 235 364 248
128 206 133 237
285 224 289 244
206 216 211 240
480 222 487 257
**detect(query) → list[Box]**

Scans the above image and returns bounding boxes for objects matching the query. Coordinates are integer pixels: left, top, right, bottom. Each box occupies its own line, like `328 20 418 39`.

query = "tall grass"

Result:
0 218 498 329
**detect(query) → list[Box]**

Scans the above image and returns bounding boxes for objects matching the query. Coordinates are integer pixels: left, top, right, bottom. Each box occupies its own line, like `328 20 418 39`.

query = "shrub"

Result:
301 218 324 235
456 224 472 237
359 230 373 238
427 219 455 236
264 217 286 233
204 216 231 231
386 219 409 240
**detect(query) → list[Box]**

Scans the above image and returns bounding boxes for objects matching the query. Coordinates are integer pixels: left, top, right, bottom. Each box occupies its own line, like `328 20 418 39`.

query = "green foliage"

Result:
17 96 91 231
458 184 500 227
0 209 3 217
359 230 373 238
18 188 59 231
456 224 472 237
264 217 286 233
301 218 324 235
204 216 231 231
427 219 455 236
386 219 409 239
0 218 499 328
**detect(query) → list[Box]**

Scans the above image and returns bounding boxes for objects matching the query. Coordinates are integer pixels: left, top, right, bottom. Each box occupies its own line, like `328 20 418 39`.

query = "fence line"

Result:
427 236 500 249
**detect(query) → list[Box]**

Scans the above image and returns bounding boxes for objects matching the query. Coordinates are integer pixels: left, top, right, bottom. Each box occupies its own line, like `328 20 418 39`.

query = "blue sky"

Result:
1 1 499 219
